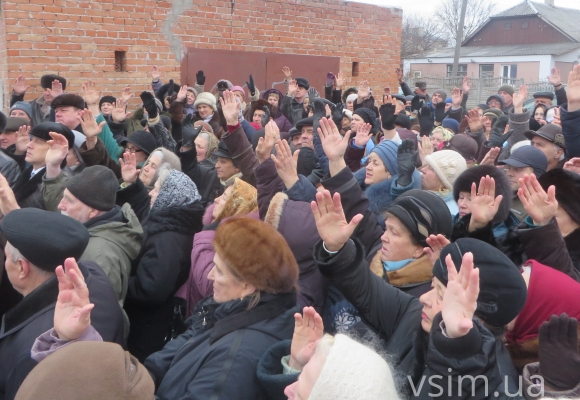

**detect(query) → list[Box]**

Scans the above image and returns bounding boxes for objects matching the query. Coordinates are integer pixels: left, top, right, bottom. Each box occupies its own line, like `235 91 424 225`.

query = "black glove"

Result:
246 75 255 96
140 91 158 119
539 314 580 390
261 106 271 128
196 70 205 86
396 139 418 187
332 102 344 128
182 114 202 147
379 103 397 130
487 116 511 147
311 98 327 137
434 102 446 123
493 115 509 132
418 105 434 137
411 94 425 113
168 79 177 97
308 87 319 99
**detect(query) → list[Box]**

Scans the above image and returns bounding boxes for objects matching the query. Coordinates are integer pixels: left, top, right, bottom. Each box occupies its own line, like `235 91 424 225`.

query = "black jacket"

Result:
116 179 151 223
145 293 298 400
12 167 46 209
176 146 221 206
0 261 124 400
0 151 20 188
124 201 204 361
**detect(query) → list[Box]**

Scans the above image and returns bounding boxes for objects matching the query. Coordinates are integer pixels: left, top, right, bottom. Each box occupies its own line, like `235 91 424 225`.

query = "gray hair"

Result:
6 242 53 276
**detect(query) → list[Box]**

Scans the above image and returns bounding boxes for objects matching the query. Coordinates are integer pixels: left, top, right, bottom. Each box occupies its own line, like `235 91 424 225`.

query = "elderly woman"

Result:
193 129 219 169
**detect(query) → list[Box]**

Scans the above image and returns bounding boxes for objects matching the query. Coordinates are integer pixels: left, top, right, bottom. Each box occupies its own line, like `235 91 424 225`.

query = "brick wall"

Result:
0 0 402 111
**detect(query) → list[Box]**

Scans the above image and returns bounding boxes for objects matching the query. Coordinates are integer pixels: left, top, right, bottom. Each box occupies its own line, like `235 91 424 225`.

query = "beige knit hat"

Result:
193 92 217 112
424 149 467 191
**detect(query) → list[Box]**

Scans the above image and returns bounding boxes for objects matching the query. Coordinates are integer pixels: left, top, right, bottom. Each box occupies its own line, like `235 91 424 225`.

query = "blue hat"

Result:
445 97 452 104
442 118 460 135
497 145 548 177
370 140 400 176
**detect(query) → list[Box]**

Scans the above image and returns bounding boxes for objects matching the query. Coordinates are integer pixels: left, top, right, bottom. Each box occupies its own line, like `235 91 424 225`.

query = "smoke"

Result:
162 0 194 62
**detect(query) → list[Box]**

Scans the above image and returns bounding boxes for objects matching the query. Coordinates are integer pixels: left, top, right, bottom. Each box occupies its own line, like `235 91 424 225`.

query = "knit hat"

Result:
30 122 75 149
433 238 527 327
445 97 452 104
186 86 198 96
66 166 118 211
342 109 353 121
99 95 116 108
193 92 217 112
386 189 453 247
14 342 154 400
453 164 513 223
497 146 547 178
4 117 28 133
498 85 515 96
346 93 358 104
213 216 299 293
353 107 376 125
445 134 478 161
40 74 66 91
10 102 33 122
121 130 157 155
442 118 459 135
370 140 400 176
231 86 245 97
51 94 85 110
308 334 401 400
539 168 580 225
486 95 505 110
151 170 201 212
295 78 309 90
1 208 89 272
433 90 447 100
214 177 258 222
424 150 467 190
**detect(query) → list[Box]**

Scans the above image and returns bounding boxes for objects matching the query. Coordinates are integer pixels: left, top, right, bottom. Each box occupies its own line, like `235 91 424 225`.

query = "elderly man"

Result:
525 124 567 171
10 74 66 127
0 208 124 400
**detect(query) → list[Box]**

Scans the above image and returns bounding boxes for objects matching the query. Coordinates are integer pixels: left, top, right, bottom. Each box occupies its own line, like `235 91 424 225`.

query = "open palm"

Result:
289 307 324 370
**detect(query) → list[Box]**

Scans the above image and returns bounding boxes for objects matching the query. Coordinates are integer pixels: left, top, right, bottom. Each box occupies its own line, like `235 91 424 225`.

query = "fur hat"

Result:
40 74 66 91
194 92 217 112
539 168 580 225
156 80 180 101
51 94 85 110
213 216 298 294
445 134 478 161
424 150 467 191
251 99 272 119
453 164 513 223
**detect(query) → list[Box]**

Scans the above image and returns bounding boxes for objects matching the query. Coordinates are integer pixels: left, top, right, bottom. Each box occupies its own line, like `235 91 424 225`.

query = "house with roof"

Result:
403 0 580 83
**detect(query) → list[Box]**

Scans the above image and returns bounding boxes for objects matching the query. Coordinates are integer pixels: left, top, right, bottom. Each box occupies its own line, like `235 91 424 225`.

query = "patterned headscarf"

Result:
151 170 201 212
214 177 258 222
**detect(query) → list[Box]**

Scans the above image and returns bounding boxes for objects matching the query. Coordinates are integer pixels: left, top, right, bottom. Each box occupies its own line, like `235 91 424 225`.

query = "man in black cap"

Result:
533 91 555 107
524 124 566 171
0 208 124 400
292 117 315 150
213 140 242 185
498 145 548 222
281 76 309 126
9 74 66 127
51 93 86 132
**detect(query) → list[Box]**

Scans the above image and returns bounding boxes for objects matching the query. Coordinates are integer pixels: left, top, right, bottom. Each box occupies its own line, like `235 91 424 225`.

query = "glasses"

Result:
125 146 142 154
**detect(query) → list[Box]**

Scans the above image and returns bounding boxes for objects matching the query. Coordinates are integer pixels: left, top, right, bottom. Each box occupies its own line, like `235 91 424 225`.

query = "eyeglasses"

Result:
125 146 142 153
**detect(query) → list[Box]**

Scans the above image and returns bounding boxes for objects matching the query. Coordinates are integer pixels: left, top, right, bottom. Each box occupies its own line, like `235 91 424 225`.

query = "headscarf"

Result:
214 177 258 222
431 126 454 142
151 170 201 212
197 131 219 161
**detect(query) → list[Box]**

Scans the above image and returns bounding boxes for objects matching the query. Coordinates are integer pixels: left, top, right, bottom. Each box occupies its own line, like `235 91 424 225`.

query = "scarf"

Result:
220 171 243 187
383 258 415 273
203 114 213 123
215 177 258 222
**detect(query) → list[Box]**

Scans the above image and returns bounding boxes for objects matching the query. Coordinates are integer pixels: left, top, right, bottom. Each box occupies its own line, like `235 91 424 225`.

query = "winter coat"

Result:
116 179 151 223
147 115 176 152
0 151 20 188
561 103 580 159
124 201 204 361
78 137 122 179
221 124 259 187
499 110 530 161
0 261 124 400
12 167 46 209
280 95 305 126
10 94 51 127
257 340 297 400
175 146 221 206
144 293 298 400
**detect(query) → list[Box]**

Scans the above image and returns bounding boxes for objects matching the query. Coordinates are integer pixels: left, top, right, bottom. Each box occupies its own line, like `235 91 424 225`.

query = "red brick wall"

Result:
1 0 401 110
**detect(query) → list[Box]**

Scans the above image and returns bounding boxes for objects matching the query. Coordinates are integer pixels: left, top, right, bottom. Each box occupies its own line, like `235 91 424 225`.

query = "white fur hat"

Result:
193 92 217 112
425 149 467 191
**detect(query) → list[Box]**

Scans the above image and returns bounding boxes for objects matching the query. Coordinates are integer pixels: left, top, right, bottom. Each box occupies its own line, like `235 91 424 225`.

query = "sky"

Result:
348 0 580 16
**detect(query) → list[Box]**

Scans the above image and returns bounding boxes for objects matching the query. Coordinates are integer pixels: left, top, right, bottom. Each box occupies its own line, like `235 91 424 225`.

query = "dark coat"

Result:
116 179 151 223
145 293 298 400
0 261 124 400
280 95 305 126
0 151 20 188
124 202 204 361
561 103 580 159
221 125 259 187
12 167 46 209
175 146 221 206
257 340 297 400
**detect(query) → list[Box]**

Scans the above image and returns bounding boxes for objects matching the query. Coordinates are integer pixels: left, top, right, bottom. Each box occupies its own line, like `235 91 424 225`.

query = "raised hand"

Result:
311 190 363 252
441 252 480 338
45 132 69 168
396 67 404 83
552 107 561 127
13 75 30 95
282 66 293 79
140 91 158 119
396 139 418 187
14 125 31 156
326 72 335 87
176 85 188 102
518 174 557 226
79 108 106 140
479 147 500 166
119 151 139 184
54 258 95 341
418 135 434 164
271 140 299 189
261 106 272 128
418 104 434 136
513 84 527 112
151 65 161 81
0 172 19 216
468 176 503 232
289 307 324 370
308 87 319 99
354 123 372 148
111 99 131 123
196 70 205 86
246 74 256 96
547 67 562 87
255 120 279 163
357 80 370 100
379 100 397 131
461 76 471 94
287 79 298 96
50 79 64 99
564 157 580 175
120 86 133 103
423 234 451 266
219 90 241 125
318 117 351 162
567 64 580 112
81 81 100 106
451 87 462 108
335 72 344 89
465 108 483 132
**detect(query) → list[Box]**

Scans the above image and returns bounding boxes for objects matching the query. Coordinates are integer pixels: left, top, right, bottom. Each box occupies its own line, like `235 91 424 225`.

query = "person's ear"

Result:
242 283 256 298
88 208 100 220
18 258 30 279
413 245 425 259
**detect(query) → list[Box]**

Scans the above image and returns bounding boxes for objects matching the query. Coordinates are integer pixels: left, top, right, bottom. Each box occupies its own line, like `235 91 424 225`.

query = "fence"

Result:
406 77 560 108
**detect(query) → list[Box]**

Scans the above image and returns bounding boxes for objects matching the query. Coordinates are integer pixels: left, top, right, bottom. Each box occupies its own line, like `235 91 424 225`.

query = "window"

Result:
479 64 494 78
501 64 517 84
351 62 359 78
446 64 467 77
505 22 511 30
522 22 528 29
413 71 422 78
115 51 127 72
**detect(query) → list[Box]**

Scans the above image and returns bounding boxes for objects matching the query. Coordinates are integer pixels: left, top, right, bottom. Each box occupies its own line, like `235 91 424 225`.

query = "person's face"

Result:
364 152 391 185
148 180 162 209
58 189 95 223
430 131 444 147
295 86 307 100
420 164 443 191
140 154 162 186
419 276 446 332
302 97 310 112
0 130 17 149
380 215 423 262
445 103 452 112
499 91 513 105
299 127 313 149
487 99 501 109
346 100 354 111
341 117 351 131
350 114 364 132
25 136 49 168
55 106 82 129
233 91 245 103
457 191 472 218
531 136 561 169
291 135 301 149
66 147 80 167
10 110 31 123
197 104 213 118
535 98 552 107
43 88 53 103
267 94 279 108
125 143 147 164
194 136 208 162
164 97 171 109
284 342 325 400
100 102 113 116
476 108 483 118
253 110 266 126
555 206 580 237
534 108 546 122
211 185 233 220
431 93 443 104
215 156 240 181
482 116 493 130
186 91 196 105
505 165 534 191
208 252 252 303
416 87 427 95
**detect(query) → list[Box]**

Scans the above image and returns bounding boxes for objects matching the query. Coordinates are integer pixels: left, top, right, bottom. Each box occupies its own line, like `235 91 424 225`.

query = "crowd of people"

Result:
0 62 579 400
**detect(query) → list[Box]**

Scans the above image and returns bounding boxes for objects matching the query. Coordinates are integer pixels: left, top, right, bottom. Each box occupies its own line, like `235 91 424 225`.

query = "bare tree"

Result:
435 0 496 46
402 15 447 59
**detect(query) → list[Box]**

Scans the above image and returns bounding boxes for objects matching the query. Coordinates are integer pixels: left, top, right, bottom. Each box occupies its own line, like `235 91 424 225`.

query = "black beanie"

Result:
99 96 116 108
433 238 527 327
539 168 580 226
386 189 453 247
353 107 376 125
66 166 118 211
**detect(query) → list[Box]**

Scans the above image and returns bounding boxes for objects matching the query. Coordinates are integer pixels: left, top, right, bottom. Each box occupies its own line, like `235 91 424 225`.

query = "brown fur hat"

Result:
251 99 272 119
213 216 298 293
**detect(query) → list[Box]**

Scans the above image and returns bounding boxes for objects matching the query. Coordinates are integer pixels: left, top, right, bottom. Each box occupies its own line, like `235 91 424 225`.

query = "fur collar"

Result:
145 202 204 236
369 251 433 288
264 192 288 230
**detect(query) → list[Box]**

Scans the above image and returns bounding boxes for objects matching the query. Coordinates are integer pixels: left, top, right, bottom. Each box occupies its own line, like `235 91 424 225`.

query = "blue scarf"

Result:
382 258 415 272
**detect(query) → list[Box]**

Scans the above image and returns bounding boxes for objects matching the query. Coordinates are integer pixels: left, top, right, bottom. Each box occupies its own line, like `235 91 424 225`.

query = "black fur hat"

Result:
453 164 513 224
40 74 66 91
